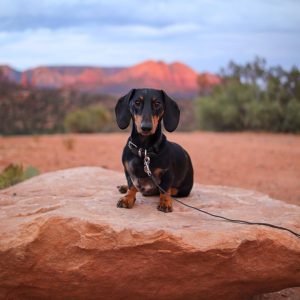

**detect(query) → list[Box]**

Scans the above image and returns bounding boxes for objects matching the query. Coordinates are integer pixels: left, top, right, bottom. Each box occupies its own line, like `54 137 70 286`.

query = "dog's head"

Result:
115 88 180 135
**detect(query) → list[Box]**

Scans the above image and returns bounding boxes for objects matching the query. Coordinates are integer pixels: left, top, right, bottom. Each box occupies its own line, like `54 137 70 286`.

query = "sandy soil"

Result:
0 131 299 206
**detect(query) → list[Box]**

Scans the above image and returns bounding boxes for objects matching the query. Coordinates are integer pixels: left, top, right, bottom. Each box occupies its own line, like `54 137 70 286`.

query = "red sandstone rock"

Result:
0 61 220 98
0 167 299 299
107 60 199 96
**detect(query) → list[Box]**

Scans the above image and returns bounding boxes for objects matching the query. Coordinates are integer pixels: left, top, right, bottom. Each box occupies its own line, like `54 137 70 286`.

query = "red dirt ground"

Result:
0 131 299 206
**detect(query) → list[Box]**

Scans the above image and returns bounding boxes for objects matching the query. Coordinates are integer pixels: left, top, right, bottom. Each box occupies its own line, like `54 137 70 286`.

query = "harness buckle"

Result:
138 148 143 157
143 150 152 177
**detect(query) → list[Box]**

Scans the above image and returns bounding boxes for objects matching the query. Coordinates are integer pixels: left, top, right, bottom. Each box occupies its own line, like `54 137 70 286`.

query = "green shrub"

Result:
64 105 112 133
244 100 283 131
281 99 300 133
0 164 39 189
196 80 257 131
0 76 115 135
196 58 300 133
196 97 224 131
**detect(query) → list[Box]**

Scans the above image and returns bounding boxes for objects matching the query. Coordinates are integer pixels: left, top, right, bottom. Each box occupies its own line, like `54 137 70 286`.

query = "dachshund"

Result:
115 88 193 212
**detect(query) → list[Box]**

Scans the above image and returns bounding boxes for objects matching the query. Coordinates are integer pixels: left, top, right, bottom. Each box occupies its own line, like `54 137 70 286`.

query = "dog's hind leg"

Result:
157 190 173 213
117 185 128 194
156 171 173 213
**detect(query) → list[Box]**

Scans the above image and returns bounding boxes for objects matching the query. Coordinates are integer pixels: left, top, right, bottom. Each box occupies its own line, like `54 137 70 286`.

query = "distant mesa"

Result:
0 60 221 98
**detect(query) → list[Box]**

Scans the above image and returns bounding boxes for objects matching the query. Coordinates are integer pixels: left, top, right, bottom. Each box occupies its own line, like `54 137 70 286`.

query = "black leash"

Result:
140 148 300 239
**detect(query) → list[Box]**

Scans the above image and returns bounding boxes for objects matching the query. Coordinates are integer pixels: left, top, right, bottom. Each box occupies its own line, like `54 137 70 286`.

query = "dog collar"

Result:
127 135 163 158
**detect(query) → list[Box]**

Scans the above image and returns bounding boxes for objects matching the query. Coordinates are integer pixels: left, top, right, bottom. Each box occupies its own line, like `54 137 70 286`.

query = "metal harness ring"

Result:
143 150 152 176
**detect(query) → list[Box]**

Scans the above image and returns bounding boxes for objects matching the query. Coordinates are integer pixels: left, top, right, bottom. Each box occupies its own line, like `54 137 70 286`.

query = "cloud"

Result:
1 25 299 73
0 0 299 71
1 0 299 33
0 27 193 68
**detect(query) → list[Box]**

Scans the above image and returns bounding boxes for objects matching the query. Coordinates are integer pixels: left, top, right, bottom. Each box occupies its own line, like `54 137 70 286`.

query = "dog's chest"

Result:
126 158 158 195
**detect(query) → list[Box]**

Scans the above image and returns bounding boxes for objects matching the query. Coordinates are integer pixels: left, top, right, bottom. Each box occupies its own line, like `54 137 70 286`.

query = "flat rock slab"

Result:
0 167 299 300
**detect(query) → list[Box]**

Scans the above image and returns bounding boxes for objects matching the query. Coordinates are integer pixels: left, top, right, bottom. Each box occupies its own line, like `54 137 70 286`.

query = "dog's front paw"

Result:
117 195 136 209
157 194 173 213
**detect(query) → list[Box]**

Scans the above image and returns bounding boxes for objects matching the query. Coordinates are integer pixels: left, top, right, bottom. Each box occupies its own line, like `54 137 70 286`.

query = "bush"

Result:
196 58 300 133
244 101 283 131
281 99 300 133
0 164 39 189
0 75 116 135
64 105 112 133
196 80 257 131
196 97 224 131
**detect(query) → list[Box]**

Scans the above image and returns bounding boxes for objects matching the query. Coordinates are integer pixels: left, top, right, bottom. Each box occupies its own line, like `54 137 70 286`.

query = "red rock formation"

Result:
21 66 105 88
0 65 21 82
107 60 199 97
1 61 221 98
0 167 299 300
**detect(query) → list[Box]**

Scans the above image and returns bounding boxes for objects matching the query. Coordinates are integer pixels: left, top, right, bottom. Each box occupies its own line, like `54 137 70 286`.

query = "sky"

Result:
0 0 299 72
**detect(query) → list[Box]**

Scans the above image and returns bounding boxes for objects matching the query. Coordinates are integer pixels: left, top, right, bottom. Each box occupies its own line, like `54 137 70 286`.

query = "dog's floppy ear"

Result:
115 89 135 129
162 90 180 132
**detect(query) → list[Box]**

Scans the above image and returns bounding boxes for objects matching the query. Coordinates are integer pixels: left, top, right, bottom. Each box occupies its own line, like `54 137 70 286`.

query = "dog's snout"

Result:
141 122 152 132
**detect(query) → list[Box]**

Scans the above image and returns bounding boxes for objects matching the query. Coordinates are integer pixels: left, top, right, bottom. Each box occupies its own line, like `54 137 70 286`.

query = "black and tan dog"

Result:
115 88 193 212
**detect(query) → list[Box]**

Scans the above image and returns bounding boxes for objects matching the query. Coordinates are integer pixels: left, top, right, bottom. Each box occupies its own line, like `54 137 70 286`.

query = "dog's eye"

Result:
154 101 161 109
135 100 141 107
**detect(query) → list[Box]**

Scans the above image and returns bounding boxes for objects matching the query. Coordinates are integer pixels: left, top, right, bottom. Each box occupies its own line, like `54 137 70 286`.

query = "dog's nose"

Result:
141 122 152 132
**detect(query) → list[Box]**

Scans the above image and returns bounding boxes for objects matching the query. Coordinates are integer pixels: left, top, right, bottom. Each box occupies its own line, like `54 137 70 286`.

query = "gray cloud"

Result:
1 0 300 33
0 0 299 71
